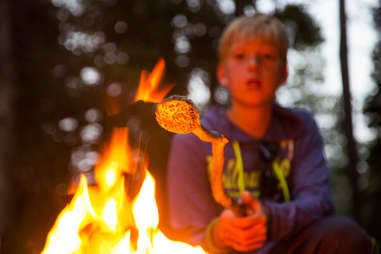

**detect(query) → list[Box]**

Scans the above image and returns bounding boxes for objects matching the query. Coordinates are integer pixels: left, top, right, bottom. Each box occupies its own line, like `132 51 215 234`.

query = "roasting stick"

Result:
155 95 235 211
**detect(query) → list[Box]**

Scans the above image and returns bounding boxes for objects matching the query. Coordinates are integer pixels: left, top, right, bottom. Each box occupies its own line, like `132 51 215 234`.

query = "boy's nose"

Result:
247 55 261 68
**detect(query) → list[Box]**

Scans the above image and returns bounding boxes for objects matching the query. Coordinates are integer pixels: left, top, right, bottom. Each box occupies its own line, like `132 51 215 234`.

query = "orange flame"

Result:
41 127 205 254
94 128 132 192
134 58 174 103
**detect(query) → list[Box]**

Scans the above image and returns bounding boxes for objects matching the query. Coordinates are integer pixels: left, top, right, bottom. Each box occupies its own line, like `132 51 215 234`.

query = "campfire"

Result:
41 60 206 254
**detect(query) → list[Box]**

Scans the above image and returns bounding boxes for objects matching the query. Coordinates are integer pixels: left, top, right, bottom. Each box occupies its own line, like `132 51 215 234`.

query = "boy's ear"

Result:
217 64 228 87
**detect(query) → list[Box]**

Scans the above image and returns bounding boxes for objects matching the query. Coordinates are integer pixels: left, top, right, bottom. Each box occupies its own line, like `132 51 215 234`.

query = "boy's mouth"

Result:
246 78 262 88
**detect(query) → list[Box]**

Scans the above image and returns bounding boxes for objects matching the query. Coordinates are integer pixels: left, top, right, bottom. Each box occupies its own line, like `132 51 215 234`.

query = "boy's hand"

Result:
212 192 268 252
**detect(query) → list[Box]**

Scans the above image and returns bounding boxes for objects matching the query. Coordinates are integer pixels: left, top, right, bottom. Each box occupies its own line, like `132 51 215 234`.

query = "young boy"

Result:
166 13 372 253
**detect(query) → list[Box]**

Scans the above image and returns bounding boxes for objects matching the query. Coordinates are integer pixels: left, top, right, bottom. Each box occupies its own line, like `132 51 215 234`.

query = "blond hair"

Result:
218 13 289 64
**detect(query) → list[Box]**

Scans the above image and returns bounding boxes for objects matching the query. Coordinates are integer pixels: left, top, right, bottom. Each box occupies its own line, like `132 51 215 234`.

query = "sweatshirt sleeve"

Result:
167 133 222 245
263 111 334 242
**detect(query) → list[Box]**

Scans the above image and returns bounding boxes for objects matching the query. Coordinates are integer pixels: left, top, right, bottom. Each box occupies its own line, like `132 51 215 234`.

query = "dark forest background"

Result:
0 0 380 253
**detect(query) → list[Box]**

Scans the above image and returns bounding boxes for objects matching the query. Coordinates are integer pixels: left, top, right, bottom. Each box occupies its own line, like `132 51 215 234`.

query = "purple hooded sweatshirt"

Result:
167 105 334 254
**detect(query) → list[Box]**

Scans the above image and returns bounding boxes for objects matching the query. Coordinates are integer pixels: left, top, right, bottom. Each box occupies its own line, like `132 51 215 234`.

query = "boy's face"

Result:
217 36 288 108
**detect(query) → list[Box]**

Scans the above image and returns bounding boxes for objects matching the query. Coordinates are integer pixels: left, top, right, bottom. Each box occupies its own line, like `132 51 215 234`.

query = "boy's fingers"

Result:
239 191 262 214
229 215 265 228
228 235 266 252
245 223 267 237
221 208 235 219
241 190 253 204
248 197 261 212
218 214 267 252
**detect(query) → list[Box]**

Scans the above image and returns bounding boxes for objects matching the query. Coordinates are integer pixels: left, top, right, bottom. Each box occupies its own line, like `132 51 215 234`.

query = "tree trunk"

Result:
339 0 361 222
235 0 245 16
0 0 16 243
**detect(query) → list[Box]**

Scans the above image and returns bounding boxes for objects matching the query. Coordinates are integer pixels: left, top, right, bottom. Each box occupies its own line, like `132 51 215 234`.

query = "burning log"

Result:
106 101 155 128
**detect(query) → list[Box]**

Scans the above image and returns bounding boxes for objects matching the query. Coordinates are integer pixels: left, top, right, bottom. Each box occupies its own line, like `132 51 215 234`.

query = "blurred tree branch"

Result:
339 0 360 222
363 0 381 242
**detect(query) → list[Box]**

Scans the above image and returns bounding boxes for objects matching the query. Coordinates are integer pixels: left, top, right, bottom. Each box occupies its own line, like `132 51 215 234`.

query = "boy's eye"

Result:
263 53 275 60
233 53 245 60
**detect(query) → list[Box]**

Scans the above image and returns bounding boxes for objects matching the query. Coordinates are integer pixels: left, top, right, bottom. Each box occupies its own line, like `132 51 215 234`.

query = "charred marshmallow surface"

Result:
155 96 200 134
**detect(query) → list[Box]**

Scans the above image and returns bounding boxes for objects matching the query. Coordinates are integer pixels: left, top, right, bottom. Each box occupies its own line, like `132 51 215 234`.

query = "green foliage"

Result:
274 4 324 49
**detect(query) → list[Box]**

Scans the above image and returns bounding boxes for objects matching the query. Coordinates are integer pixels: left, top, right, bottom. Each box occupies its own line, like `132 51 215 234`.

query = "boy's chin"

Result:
233 98 276 108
